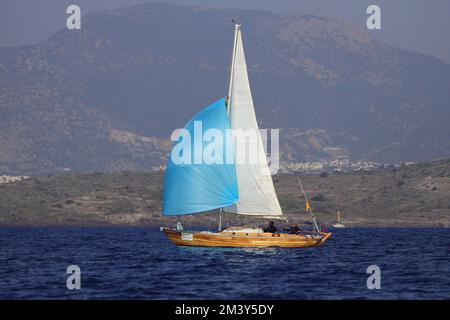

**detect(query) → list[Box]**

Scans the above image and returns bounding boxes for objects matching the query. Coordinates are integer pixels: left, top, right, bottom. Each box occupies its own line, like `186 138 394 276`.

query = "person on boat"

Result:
286 223 300 234
264 221 278 233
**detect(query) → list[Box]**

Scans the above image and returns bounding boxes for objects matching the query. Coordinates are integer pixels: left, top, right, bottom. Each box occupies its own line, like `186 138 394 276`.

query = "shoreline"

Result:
1 159 449 228
0 221 448 228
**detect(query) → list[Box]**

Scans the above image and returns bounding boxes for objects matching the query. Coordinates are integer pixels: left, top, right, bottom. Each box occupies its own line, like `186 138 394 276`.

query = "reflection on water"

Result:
180 246 281 255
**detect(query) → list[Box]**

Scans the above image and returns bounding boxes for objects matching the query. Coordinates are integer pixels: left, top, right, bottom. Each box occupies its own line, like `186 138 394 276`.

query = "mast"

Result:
218 23 240 230
226 23 240 114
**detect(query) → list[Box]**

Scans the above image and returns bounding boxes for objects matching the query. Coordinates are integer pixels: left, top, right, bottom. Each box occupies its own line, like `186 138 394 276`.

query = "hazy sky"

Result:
1 0 449 63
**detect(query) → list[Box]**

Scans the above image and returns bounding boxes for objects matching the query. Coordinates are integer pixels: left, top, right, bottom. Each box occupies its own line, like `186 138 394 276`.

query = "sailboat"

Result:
160 24 331 248
332 211 346 228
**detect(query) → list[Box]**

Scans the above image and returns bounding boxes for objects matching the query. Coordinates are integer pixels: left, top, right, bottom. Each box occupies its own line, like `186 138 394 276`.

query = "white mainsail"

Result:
224 24 283 217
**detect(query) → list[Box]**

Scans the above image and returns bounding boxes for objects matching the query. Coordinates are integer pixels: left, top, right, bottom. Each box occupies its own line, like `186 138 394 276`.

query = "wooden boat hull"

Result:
161 227 331 248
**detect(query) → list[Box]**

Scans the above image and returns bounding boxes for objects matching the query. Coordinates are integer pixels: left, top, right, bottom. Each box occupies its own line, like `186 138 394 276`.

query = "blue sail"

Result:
162 98 238 216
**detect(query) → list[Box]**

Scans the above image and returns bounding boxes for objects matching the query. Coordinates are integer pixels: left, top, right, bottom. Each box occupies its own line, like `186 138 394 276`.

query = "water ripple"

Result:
0 227 449 299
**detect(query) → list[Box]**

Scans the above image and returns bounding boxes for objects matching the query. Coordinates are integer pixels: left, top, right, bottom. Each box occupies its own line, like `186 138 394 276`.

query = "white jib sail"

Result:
224 25 283 216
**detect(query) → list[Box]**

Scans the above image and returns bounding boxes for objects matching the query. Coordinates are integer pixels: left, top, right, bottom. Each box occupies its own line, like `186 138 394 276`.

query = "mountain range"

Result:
1 2 449 175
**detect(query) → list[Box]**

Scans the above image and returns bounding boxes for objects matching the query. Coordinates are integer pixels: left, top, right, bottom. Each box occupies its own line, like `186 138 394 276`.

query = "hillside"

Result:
1 2 450 175
0 159 449 227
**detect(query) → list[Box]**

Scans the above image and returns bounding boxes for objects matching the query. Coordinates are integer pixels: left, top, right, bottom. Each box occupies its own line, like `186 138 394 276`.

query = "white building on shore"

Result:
0 176 30 184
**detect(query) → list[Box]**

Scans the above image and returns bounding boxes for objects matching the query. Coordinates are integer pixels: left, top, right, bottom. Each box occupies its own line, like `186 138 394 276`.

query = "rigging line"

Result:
296 174 320 233
242 27 283 170
242 29 281 129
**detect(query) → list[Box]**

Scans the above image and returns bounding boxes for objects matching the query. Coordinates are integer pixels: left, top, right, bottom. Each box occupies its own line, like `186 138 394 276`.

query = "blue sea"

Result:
0 227 449 299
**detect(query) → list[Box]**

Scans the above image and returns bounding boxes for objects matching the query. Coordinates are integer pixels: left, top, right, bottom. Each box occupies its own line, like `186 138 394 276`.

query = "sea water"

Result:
0 227 449 299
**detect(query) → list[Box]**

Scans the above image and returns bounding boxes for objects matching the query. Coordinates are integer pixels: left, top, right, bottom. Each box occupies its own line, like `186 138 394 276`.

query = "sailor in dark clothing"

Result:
264 221 278 233
286 223 300 234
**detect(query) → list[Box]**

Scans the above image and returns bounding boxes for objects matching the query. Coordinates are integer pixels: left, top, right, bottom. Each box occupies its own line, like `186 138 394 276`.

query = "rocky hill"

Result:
0 159 449 227
1 2 450 174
